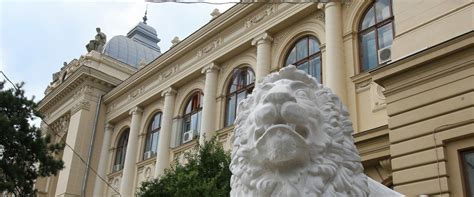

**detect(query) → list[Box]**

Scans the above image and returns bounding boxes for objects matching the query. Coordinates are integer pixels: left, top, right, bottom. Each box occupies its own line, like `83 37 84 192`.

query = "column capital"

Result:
105 123 114 131
251 32 273 46
161 87 177 97
129 107 143 115
323 1 348 10
201 62 220 74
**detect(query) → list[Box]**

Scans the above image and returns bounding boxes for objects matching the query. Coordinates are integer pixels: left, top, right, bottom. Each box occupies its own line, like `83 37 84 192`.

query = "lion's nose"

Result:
263 85 296 105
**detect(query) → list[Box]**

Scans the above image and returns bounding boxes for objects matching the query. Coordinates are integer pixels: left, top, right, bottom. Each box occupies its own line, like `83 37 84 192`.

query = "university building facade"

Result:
35 0 473 196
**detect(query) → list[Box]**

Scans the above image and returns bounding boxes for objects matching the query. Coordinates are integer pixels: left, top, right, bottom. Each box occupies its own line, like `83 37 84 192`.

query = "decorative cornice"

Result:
38 66 121 113
251 32 273 46
129 107 143 115
161 87 177 97
201 62 220 74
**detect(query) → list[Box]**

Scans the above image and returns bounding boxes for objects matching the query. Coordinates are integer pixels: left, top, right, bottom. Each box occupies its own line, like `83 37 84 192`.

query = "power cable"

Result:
0 70 121 196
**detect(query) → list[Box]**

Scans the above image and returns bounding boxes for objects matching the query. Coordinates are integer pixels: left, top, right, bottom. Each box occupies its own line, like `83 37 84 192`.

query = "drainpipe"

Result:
81 95 102 197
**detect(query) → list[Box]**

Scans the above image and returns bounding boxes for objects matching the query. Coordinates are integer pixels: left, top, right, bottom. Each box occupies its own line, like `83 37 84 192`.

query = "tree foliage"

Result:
137 138 232 197
0 81 64 195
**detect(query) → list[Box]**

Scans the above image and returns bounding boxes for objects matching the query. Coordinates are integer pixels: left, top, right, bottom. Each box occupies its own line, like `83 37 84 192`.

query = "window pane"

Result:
236 91 246 107
226 95 236 127
183 117 191 132
151 132 159 154
296 39 308 61
462 150 474 196
245 69 255 86
185 102 192 114
191 113 198 132
309 38 320 55
297 62 309 74
144 133 152 152
286 47 296 66
361 6 375 29
375 0 391 22
196 111 202 134
361 31 377 71
309 57 321 83
378 23 393 49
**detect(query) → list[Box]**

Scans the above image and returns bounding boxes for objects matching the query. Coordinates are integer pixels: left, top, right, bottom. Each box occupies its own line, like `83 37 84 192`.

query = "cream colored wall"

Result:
372 33 473 196
391 0 473 60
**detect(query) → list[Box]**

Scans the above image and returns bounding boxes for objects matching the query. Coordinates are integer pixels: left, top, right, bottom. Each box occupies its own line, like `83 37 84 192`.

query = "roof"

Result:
103 22 161 68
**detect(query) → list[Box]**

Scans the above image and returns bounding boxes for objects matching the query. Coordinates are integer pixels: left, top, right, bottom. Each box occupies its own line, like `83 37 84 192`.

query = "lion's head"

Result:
230 66 368 197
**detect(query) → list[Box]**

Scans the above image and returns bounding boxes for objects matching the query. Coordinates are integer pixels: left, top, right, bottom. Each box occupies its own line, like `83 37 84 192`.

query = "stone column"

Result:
199 63 220 144
119 107 143 196
252 32 273 83
92 123 114 196
324 2 348 103
154 87 177 177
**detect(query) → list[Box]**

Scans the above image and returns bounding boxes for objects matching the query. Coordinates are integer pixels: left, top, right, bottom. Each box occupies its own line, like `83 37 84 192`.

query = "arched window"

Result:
225 67 255 127
143 112 162 160
181 91 203 144
359 0 394 72
284 36 322 83
114 129 129 171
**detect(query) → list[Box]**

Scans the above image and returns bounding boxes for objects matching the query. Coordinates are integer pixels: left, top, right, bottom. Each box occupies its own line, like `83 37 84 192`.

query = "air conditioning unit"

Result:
144 151 154 160
182 130 195 144
113 164 123 172
378 46 392 64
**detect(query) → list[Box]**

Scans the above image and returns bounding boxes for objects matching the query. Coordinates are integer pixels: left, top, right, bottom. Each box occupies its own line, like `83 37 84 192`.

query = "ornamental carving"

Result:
197 38 222 57
245 4 278 28
50 113 71 139
73 85 93 99
128 86 145 101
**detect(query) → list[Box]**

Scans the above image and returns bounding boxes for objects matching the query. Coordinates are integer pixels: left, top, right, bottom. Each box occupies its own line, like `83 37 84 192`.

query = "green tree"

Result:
0 81 64 196
137 138 232 197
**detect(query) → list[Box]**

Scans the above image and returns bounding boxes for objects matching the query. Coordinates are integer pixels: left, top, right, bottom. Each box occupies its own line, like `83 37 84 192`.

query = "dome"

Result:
104 22 161 68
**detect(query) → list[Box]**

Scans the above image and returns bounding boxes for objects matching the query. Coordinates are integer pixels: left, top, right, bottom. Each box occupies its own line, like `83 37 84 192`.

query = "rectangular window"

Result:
461 149 474 196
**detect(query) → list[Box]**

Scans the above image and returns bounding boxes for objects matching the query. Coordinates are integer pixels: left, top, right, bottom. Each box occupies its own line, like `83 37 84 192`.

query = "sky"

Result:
0 0 234 102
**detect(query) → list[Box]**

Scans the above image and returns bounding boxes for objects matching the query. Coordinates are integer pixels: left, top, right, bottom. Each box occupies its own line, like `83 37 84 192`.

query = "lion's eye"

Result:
295 90 308 98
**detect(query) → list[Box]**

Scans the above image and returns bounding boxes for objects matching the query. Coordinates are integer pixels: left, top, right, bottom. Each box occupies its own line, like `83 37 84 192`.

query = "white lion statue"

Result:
230 66 369 197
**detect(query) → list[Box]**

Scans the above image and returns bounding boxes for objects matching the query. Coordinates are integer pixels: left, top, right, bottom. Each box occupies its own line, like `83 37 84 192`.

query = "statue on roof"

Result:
86 27 107 53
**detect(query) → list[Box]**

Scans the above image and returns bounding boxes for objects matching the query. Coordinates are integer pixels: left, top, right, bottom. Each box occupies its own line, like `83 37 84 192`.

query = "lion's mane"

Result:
230 66 368 197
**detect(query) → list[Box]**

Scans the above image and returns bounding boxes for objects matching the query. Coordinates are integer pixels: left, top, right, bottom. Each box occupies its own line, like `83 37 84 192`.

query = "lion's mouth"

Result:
255 123 309 143
255 124 308 163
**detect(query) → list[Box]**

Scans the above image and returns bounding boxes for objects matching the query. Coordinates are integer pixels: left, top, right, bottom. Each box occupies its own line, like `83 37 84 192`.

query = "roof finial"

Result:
143 5 148 24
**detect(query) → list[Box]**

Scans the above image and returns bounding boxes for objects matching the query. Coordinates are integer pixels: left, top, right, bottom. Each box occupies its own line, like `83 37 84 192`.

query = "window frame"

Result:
358 0 395 72
224 66 255 127
114 128 129 172
181 91 203 143
284 35 323 83
143 112 162 160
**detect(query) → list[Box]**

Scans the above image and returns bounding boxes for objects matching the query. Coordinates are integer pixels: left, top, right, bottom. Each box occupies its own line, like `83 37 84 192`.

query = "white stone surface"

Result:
230 66 398 196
